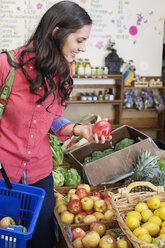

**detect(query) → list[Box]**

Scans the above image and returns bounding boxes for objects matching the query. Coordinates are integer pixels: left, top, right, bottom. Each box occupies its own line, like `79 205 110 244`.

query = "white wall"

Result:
0 0 165 76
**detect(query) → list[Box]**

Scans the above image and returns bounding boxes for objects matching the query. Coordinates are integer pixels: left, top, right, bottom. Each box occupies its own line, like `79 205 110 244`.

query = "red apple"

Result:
94 199 107 213
74 212 87 224
92 120 112 139
85 210 94 215
83 214 97 223
104 191 114 199
77 184 91 193
90 222 106 236
99 234 117 248
72 236 83 248
93 212 105 221
81 197 94 211
72 228 86 241
104 209 115 221
82 231 100 247
67 199 82 214
0 217 16 228
75 188 89 199
60 211 74 224
104 197 113 210
93 191 103 199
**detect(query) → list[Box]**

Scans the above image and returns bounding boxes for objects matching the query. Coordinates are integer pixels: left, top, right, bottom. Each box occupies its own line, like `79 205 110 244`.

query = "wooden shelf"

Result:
73 74 123 79
67 99 122 104
123 108 159 111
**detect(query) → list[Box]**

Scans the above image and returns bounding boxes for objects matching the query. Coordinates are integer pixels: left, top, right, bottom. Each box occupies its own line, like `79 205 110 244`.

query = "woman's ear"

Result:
52 27 59 37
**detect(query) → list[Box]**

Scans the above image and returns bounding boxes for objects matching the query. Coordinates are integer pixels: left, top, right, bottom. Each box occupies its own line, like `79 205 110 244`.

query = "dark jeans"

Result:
26 173 55 248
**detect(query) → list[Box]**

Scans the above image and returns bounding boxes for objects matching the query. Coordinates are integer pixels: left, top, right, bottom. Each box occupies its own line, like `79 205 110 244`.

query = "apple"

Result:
93 212 105 221
93 191 103 199
69 194 80 200
60 210 74 224
122 236 133 248
94 199 107 213
55 199 67 208
83 214 97 223
99 234 117 248
75 188 89 199
56 204 67 214
90 222 106 236
92 120 112 139
82 231 100 248
90 195 100 202
72 236 83 248
68 189 76 197
106 230 118 239
85 210 94 215
77 184 91 193
72 228 86 241
116 238 129 248
18 225 28 232
74 212 87 224
67 199 82 214
54 192 63 200
104 197 112 209
81 197 94 211
0 217 16 228
104 209 115 221
104 191 114 199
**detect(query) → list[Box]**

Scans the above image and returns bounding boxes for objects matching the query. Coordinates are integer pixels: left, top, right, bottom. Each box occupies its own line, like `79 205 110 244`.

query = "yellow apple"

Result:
56 204 67 215
94 199 107 213
82 231 100 247
83 214 97 224
93 212 105 221
0 217 15 228
77 184 91 193
104 209 115 221
81 197 94 211
60 211 74 224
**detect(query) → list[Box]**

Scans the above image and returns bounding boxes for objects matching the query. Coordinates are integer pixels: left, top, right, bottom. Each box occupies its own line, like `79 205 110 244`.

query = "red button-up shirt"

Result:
0 47 67 184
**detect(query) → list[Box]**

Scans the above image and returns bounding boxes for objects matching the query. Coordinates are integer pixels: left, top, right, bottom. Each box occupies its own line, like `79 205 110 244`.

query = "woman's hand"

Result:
74 124 112 144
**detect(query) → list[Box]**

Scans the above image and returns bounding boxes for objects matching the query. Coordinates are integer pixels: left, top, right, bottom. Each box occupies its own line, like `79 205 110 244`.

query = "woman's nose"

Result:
79 43 86 52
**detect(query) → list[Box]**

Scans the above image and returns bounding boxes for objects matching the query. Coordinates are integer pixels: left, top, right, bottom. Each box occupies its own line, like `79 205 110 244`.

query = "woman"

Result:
0 1 110 247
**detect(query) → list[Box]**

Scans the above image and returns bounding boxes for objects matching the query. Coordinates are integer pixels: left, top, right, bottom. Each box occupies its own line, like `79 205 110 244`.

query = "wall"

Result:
0 0 165 76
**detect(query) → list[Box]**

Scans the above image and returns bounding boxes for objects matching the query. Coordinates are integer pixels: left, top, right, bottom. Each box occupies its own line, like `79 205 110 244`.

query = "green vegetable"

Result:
114 138 135 151
92 151 104 157
83 156 92 165
52 169 65 187
103 148 114 155
55 167 68 178
48 133 64 168
155 160 165 171
64 168 82 186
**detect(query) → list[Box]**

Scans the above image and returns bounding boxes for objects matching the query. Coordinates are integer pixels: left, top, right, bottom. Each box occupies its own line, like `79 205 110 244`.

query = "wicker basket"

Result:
110 181 165 248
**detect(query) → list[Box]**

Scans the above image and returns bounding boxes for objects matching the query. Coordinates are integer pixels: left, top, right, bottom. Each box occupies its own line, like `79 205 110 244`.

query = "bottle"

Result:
108 88 114 100
104 90 109 100
84 59 91 77
103 66 108 78
98 90 103 100
96 67 103 78
77 59 84 76
71 60 76 76
92 92 98 101
91 67 96 78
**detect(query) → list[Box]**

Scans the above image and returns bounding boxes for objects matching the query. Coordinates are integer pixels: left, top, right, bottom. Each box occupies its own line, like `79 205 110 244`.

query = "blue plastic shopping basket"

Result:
0 161 45 248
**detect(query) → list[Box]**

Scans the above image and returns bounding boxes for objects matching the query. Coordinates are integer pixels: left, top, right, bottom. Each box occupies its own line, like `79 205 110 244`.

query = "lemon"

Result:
142 222 160 236
154 209 160 217
160 202 165 207
126 211 142 221
160 227 165 234
141 209 153 222
133 227 149 237
148 215 162 226
147 196 160 210
135 202 148 213
125 215 140 231
161 221 165 227
158 233 165 239
159 206 165 220
138 233 152 243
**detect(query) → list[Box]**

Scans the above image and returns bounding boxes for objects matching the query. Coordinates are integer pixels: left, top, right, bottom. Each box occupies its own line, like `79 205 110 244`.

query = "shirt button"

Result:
24 163 26 166
28 151 31 154
37 105 40 108
29 66 33 69
39 87 42 90
33 120 36 123
30 134 34 138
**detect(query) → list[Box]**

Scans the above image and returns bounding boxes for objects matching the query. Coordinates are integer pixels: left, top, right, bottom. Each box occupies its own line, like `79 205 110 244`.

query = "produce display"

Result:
52 167 82 187
54 184 115 225
124 196 165 244
83 138 135 165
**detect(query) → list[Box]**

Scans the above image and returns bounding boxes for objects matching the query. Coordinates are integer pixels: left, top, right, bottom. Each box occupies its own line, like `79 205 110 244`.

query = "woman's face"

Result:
62 24 92 63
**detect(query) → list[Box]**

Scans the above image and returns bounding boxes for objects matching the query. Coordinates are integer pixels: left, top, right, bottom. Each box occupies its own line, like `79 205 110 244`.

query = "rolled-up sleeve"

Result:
50 117 73 141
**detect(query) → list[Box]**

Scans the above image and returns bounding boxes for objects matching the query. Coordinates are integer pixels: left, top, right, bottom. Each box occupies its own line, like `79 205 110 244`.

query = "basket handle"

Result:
0 161 12 189
118 181 164 195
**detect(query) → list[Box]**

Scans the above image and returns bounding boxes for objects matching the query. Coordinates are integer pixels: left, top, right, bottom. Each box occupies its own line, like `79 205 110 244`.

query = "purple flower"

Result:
36 3 43 9
96 41 103 50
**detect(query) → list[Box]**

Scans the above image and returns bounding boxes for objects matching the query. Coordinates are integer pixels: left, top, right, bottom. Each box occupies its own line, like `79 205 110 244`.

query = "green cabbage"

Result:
48 133 64 168
52 169 65 187
64 168 82 186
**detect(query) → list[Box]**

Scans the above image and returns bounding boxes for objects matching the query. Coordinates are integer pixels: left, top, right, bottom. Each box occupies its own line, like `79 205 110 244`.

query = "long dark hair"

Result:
7 1 92 109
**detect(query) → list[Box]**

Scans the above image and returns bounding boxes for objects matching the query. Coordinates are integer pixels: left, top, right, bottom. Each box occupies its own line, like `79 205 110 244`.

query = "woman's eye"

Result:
77 40 83 44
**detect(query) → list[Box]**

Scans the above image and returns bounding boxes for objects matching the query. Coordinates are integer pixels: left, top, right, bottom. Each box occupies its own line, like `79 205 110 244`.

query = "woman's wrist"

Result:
72 123 81 136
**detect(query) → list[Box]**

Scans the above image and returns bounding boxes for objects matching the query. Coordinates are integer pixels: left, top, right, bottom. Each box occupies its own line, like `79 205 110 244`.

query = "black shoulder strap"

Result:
0 52 15 120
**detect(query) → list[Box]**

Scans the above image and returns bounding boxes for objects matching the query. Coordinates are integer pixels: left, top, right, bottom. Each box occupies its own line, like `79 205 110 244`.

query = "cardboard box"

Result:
68 125 157 186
